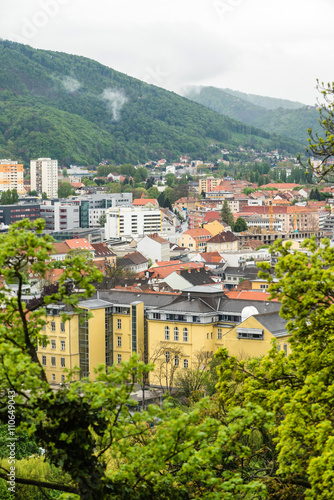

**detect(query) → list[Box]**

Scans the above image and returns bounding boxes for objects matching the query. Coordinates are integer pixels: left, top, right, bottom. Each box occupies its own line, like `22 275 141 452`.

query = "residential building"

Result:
30 158 58 197
0 160 25 194
206 231 239 252
137 234 170 263
178 228 212 251
117 252 149 273
105 207 162 239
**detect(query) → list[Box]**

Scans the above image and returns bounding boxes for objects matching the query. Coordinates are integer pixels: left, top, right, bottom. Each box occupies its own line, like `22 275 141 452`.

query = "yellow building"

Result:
37 298 145 384
221 312 290 358
0 160 25 194
37 288 286 387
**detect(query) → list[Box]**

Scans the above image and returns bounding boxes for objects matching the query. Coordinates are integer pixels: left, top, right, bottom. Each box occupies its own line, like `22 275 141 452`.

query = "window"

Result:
207 333 209 339
52 374 56 382
61 357 65 368
51 356 56 367
211 332 213 339
174 327 179 341
51 321 55 331
117 319 121 329
61 322 65 332
183 328 188 342
41 340 46 349
217 328 222 340
174 355 179 367
165 351 170 363
117 354 122 364
237 328 264 340
117 336 122 347
60 340 65 351
283 344 288 356
61 375 65 383
42 355 46 366
51 339 56 350
42 324 46 331
183 359 188 369
165 326 170 341
153 313 161 319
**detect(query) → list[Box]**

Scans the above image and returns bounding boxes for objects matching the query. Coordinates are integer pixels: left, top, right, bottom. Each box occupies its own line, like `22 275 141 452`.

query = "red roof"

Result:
64 238 94 251
225 290 279 301
133 198 157 206
200 252 224 263
260 183 301 190
140 262 205 280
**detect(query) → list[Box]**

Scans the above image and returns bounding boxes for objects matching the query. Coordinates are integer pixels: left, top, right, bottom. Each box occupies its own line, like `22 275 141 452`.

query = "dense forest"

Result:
0 40 302 166
184 86 321 144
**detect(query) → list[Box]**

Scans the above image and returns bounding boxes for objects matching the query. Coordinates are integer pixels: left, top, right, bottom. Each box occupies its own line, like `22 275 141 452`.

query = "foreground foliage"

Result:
0 221 334 499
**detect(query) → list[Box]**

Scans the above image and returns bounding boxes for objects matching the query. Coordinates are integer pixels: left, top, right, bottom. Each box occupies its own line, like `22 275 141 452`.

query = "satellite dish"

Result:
241 306 259 322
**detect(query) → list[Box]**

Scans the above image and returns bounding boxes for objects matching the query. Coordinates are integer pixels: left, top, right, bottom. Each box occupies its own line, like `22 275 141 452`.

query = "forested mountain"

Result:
184 86 321 144
0 40 301 166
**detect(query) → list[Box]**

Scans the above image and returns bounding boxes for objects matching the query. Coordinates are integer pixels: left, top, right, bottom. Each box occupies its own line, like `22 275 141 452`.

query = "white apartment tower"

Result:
30 158 58 197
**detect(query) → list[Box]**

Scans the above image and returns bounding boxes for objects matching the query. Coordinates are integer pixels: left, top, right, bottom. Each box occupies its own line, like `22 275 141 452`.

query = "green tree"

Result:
166 173 176 187
233 217 248 232
1 189 18 205
58 182 75 198
220 200 234 228
98 212 107 227
41 191 48 200
217 237 334 499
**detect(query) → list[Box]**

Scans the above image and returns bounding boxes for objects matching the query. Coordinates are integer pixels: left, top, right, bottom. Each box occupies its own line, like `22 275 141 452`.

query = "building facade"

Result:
37 288 283 386
105 207 162 239
30 158 58 197
0 160 25 194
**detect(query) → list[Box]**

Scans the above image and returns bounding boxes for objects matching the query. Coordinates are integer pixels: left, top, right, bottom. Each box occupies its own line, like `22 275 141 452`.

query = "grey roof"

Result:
218 298 281 315
155 296 214 314
78 299 114 309
179 268 215 286
97 290 177 309
254 312 288 337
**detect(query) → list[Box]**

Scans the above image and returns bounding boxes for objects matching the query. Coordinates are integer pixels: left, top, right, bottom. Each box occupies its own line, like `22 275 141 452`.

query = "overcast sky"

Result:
1 0 333 105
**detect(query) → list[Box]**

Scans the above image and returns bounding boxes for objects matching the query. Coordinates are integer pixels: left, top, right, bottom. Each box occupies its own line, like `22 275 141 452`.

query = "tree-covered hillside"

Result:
0 40 301 165
184 86 321 145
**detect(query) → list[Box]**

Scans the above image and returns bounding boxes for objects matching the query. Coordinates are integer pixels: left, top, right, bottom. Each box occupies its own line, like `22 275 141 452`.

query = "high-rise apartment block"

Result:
0 159 25 194
30 158 58 197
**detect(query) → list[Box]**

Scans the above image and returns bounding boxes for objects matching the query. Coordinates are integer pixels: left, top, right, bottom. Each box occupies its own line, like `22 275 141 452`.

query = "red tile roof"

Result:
64 238 94 251
225 290 279 301
133 198 158 206
140 262 205 280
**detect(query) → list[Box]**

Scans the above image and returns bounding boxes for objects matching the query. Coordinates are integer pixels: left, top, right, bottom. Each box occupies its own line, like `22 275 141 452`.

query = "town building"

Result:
40 201 80 231
137 234 171 262
0 159 25 194
37 287 282 386
105 207 162 239
0 203 40 225
30 158 58 197
206 231 239 252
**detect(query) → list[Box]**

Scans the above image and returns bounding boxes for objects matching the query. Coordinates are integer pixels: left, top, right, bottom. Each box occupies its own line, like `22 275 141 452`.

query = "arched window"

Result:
165 326 170 341
183 359 188 368
183 328 188 342
174 327 179 341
